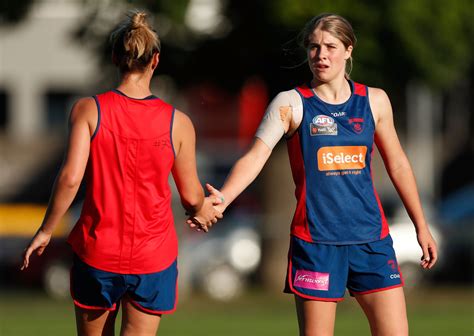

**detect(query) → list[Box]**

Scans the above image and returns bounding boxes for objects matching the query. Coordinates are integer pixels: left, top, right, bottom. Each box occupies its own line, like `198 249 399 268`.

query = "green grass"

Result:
0 287 472 335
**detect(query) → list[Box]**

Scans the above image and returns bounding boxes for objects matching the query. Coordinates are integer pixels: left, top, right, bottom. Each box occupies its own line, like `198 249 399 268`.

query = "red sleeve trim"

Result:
353 82 367 96
295 84 315 99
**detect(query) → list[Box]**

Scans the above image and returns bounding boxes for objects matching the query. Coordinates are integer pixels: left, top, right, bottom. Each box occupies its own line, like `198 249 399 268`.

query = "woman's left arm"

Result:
370 87 437 269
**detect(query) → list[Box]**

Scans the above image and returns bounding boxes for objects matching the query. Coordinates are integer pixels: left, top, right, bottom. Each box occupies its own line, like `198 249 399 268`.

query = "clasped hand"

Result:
187 184 225 232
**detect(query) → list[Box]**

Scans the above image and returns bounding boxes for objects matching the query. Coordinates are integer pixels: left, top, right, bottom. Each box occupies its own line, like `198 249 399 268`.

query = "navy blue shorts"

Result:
284 235 403 301
70 255 178 314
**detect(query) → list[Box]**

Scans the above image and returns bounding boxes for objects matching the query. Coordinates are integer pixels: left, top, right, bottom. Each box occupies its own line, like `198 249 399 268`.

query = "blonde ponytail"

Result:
111 10 161 73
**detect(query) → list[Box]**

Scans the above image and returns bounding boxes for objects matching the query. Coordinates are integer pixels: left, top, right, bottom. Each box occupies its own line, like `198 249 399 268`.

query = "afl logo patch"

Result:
310 115 337 136
349 118 364 134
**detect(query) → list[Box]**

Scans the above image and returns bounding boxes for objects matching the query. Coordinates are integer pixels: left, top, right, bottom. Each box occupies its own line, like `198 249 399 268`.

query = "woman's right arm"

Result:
208 90 302 213
211 138 272 213
171 110 222 229
22 97 96 270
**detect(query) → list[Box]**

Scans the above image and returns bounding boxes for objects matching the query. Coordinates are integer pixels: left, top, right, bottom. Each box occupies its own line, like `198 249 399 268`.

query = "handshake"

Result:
186 183 225 233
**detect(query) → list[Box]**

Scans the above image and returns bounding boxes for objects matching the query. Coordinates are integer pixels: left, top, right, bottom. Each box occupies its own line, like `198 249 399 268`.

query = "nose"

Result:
317 46 328 60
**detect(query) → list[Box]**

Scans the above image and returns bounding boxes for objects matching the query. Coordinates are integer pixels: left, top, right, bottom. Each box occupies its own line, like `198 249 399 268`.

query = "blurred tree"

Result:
270 0 474 90
2 0 472 92
0 0 34 24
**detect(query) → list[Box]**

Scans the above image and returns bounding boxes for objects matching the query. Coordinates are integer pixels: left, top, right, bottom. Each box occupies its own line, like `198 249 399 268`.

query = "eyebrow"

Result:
308 42 338 47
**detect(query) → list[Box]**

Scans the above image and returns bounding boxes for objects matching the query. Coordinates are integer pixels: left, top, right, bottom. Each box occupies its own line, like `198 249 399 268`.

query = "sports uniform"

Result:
68 89 178 313
257 80 403 301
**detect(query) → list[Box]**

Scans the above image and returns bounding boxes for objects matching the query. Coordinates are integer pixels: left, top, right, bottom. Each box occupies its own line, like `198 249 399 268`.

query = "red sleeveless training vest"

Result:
68 90 177 274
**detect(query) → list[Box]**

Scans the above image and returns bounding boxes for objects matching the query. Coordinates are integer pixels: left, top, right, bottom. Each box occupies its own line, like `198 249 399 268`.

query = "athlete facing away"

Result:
22 10 222 336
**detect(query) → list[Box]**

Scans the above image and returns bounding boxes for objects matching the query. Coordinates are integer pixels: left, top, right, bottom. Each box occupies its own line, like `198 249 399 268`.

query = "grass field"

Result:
0 286 472 335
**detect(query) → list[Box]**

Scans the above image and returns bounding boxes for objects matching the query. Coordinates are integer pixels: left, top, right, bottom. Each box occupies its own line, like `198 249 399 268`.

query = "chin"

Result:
312 73 331 83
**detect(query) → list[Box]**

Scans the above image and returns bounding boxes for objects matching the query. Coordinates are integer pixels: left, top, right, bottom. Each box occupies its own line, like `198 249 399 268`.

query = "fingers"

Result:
420 244 430 269
206 183 219 195
206 184 225 204
212 196 223 205
187 217 209 233
21 247 33 271
427 245 438 269
420 243 438 269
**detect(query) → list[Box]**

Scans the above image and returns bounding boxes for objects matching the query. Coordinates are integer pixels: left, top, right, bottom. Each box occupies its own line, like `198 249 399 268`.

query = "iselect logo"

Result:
317 146 367 171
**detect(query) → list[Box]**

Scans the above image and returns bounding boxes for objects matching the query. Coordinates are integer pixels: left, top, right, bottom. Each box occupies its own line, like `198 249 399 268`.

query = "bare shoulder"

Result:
70 97 97 123
173 109 194 129
368 87 390 106
368 87 392 124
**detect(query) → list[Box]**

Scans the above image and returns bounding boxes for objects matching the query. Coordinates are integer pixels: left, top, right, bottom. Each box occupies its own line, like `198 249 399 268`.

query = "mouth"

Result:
313 63 329 71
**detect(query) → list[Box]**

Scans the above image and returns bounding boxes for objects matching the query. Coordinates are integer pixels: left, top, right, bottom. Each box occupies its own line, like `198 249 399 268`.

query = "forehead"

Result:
308 29 342 44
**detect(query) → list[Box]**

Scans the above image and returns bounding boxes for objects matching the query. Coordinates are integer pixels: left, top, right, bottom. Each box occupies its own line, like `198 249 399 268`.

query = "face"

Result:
307 28 353 83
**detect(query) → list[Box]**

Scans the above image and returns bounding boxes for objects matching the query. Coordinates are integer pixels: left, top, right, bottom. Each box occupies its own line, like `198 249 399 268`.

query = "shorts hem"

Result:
286 287 344 302
70 265 117 311
129 299 176 315
349 283 404 296
72 298 117 311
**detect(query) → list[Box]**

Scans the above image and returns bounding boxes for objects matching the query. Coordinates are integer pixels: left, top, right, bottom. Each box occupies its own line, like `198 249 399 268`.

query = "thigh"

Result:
354 287 408 336
120 295 161 336
75 305 118 336
294 295 337 336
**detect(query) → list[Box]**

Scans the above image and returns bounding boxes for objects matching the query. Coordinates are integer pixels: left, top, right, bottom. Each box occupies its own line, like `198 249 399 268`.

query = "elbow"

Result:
180 190 204 213
58 172 82 189
386 161 413 182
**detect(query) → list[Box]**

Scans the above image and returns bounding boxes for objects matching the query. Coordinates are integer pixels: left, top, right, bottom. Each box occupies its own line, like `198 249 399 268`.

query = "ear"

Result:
345 45 353 60
151 52 160 71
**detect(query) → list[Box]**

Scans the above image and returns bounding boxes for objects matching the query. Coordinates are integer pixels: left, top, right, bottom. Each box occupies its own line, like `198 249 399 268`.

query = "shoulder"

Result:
270 89 302 106
173 109 195 132
70 97 97 123
368 87 393 125
368 87 391 108
173 109 192 124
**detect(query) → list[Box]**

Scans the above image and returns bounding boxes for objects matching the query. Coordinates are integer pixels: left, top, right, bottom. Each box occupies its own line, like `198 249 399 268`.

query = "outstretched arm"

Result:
172 110 222 231
204 90 301 213
22 98 96 270
189 90 300 230
370 87 437 269
211 138 273 213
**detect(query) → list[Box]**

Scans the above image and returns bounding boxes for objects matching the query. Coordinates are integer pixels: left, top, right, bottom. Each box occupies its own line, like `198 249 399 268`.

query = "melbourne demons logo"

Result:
349 118 364 134
388 260 397 270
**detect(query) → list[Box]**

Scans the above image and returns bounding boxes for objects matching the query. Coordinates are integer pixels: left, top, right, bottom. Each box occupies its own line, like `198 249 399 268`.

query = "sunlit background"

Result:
0 0 473 335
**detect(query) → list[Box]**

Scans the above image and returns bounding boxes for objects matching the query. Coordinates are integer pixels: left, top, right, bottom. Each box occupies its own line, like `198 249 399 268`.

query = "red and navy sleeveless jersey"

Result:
287 80 389 245
68 89 177 274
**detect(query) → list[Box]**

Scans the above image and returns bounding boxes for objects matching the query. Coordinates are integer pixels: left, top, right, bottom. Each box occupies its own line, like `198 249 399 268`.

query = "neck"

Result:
117 71 153 98
311 76 351 104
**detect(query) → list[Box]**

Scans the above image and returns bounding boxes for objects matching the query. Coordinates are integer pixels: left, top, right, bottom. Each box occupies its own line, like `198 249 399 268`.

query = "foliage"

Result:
2 0 472 91
269 0 474 89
